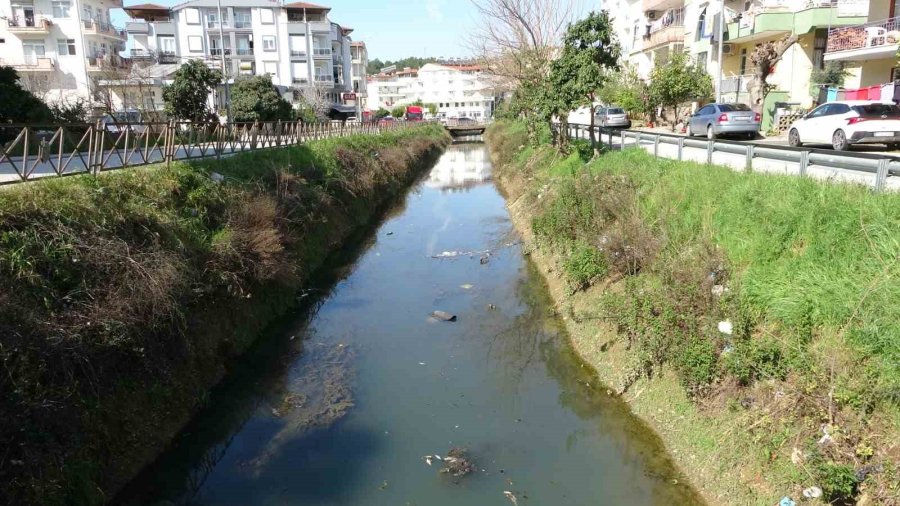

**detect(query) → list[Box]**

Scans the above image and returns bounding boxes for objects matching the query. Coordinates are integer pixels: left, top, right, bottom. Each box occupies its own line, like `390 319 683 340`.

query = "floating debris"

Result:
488 304 497 310
504 491 518 505
779 497 796 506
460 284 474 290
430 311 457 322
386 231 394 236
480 254 491 265
431 249 490 259
439 447 475 477
424 455 433 466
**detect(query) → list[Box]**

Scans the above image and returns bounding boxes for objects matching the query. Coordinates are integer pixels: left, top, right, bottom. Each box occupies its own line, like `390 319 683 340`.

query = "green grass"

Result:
487 119 900 504
0 122 449 505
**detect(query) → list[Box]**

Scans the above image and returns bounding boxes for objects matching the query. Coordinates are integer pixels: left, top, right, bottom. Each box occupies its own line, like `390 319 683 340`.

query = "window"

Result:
697 51 708 73
264 61 277 76
826 104 850 115
158 36 176 55
260 8 274 23
205 11 218 27
696 6 707 41
57 38 76 55
806 104 829 118
718 104 751 112
184 8 200 24
697 105 714 116
188 35 203 52
262 36 276 51
51 0 71 18
739 48 747 75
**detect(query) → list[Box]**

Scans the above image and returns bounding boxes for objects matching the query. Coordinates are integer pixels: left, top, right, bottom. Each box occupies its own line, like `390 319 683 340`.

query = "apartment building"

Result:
824 0 900 88
610 0 867 126
366 63 499 119
349 40 367 111
0 0 127 106
118 0 354 114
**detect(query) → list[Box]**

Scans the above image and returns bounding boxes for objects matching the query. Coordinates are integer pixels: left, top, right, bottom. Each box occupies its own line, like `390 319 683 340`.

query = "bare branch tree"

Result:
294 83 332 120
747 34 798 113
467 0 582 87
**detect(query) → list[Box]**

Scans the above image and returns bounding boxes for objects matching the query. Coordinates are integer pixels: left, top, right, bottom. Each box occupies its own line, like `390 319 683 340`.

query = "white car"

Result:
788 101 900 151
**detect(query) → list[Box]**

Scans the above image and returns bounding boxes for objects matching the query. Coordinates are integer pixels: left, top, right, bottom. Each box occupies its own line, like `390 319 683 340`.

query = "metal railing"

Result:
559 123 899 192
826 15 900 53
0 120 419 185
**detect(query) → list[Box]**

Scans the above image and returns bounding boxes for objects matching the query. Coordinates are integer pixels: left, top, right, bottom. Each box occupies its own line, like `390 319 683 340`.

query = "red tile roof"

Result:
123 2 169 10
283 1 330 10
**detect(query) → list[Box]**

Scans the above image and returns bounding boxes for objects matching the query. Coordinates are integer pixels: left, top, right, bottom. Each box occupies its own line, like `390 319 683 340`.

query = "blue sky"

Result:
112 0 477 60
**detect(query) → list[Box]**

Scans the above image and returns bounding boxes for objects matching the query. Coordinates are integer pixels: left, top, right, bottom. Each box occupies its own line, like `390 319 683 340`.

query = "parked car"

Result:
378 115 396 127
788 101 900 151
687 103 760 139
595 106 631 128
99 109 148 135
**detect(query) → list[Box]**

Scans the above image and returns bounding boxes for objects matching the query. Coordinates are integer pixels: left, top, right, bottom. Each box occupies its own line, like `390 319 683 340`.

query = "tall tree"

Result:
548 11 620 152
230 75 293 123
598 64 650 117
747 35 797 114
648 52 712 131
162 60 222 123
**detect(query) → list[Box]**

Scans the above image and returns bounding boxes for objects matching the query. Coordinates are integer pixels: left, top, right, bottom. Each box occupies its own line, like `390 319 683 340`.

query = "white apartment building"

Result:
117 0 354 115
366 63 499 119
0 0 127 106
348 40 366 110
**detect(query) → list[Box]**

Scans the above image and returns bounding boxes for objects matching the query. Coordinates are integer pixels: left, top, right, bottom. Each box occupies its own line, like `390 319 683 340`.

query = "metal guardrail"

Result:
0 120 416 185
560 123 899 192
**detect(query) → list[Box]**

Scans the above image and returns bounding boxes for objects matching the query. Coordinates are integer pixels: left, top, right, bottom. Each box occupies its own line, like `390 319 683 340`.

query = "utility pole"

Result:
217 0 230 121
715 0 725 102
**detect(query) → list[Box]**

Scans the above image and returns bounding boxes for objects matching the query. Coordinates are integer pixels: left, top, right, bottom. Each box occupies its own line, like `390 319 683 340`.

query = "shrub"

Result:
564 241 608 290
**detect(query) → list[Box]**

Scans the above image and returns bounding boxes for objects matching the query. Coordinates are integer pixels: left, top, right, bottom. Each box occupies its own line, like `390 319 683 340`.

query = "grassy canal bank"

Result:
0 124 450 504
486 120 900 505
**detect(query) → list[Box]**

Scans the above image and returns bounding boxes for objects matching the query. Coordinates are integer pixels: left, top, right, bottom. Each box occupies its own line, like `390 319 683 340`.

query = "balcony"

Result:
210 48 233 56
635 8 684 52
312 47 332 58
82 20 127 40
129 48 155 60
642 0 683 12
290 50 307 59
825 16 900 62
235 48 254 57
309 20 330 33
315 74 334 83
0 57 56 72
292 77 309 85
125 21 149 34
86 54 127 72
7 17 52 35
726 0 864 43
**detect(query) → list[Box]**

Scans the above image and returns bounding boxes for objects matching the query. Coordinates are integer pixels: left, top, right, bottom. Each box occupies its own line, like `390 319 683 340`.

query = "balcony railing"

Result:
82 20 126 39
125 21 149 33
292 77 309 85
129 48 154 59
826 15 900 53
86 54 126 71
7 17 51 33
233 19 251 29
290 50 307 58
235 48 254 56
315 74 334 83
0 56 55 71
312 47 332 57
637 9 684 51
720 73 755 94
210 48 232 56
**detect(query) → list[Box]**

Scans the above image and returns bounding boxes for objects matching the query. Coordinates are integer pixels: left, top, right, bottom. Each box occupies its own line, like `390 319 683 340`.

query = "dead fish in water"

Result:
504 491 518 505
430 311 457 322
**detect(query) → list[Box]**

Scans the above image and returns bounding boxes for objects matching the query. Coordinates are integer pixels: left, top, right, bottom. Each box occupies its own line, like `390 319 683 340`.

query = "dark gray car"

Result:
687 103 760 139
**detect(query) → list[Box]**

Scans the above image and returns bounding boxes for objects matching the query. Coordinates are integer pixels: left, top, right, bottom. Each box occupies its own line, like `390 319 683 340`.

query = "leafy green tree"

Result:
162 60 222 123
367 56 438 75
598 65 650 117
49 99 88 124
547 11 621 150
648 52 712 131
230 75 293 123
425 103 438 115
374 108 390 119
810 61 850 100
390 105 406 118
0 66 52 125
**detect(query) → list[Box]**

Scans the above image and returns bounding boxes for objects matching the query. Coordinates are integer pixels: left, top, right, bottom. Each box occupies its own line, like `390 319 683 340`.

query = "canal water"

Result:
118 141 703 505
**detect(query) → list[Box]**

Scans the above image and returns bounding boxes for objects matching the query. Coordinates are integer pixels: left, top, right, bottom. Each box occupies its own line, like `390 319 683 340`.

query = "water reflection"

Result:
425 141 492 191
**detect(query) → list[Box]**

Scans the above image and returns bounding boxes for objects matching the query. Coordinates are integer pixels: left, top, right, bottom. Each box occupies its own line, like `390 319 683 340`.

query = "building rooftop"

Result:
283 1 330 11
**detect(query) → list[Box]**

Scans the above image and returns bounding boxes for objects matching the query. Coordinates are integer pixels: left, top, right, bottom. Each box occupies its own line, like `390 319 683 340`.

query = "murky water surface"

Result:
118 142 702 505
